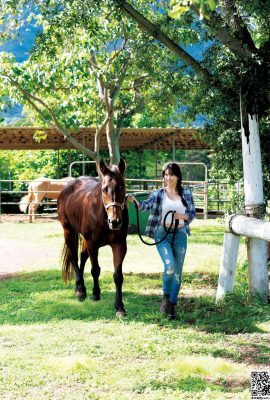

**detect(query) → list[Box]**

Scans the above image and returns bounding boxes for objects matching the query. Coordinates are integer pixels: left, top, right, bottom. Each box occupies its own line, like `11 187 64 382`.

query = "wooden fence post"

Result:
216 232 240 301
247 238 268 300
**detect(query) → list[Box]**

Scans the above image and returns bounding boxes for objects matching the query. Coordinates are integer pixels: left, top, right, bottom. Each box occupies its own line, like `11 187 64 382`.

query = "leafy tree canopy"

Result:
110 0 270 198
0 0 190 164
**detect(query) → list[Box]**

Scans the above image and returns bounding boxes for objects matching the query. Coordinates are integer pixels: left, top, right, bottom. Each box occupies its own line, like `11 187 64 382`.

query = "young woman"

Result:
128 163 196 319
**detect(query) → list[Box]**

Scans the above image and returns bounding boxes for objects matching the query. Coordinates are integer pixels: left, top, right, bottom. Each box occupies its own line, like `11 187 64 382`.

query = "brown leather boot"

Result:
160 294 170 314
168 302 178 320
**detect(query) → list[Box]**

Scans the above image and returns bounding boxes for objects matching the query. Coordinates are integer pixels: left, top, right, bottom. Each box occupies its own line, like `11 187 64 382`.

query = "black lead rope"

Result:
133 200 179 246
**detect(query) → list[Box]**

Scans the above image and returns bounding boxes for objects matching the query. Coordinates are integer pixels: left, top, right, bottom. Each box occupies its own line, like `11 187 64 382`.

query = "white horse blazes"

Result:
19 177 74 222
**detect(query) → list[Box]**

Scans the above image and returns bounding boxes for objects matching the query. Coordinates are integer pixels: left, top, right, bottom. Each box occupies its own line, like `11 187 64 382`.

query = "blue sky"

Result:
1 24 37 62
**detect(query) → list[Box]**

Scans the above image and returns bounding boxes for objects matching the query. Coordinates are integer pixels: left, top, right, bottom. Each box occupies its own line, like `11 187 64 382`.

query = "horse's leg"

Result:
111 241 127 317
63 227 86 300
28 202 32 223
33 194 40 222
77 239 89 300
29 193 40 222
28 199 36 223
86 240 101 301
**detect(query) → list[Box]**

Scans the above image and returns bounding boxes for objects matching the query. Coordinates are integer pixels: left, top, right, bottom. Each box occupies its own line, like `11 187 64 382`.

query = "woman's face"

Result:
164 169 178 186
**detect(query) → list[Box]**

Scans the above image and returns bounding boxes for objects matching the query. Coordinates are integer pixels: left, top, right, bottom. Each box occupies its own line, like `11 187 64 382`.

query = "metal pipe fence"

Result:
0 178 243 220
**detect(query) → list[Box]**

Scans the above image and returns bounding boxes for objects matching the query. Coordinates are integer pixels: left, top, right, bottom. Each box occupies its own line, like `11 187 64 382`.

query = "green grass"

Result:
0 219 269 399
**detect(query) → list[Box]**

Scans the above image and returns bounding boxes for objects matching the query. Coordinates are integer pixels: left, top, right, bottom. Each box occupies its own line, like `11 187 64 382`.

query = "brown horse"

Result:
57 159 128 317
19 177 74 222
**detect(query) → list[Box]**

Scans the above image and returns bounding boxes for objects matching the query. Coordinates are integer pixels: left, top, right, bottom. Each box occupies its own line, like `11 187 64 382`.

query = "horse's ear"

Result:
99 159 109 176
118 158 126 176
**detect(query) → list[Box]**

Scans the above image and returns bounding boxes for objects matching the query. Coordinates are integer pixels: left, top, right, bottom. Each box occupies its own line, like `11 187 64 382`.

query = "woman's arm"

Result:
127 191 156 211
183 188 196 223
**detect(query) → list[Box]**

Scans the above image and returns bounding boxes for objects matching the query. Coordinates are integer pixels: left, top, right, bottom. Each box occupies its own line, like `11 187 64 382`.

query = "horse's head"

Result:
99 158 126 230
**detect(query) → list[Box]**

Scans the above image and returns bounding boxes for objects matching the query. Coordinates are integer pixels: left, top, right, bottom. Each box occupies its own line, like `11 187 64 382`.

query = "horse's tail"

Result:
19 195 30 213
19 183 35 213
61 232 82 283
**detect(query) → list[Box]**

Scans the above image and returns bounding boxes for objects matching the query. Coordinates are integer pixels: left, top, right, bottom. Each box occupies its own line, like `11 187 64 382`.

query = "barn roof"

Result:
0 126 208 151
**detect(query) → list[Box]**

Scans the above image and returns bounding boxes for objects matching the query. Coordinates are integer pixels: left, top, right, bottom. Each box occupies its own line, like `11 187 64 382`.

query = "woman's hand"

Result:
127 195 140 208
174 212 188 221
127 195 136 203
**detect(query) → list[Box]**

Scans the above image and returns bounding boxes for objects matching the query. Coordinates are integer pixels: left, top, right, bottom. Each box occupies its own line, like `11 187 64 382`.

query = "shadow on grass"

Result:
136 376 211 394
135 375 249 395
0 270 269 341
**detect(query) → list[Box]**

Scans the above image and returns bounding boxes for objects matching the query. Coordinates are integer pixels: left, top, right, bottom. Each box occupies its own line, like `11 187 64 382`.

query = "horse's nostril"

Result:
110 219 122 229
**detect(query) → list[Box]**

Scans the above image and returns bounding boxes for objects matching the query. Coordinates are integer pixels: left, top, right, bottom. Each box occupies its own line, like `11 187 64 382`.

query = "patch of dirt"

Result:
0 216 59 279
0 238 59 277
0 214 57 223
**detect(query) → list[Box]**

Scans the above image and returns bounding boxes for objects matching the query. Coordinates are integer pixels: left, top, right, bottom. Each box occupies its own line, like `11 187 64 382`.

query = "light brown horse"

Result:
19 177 74 222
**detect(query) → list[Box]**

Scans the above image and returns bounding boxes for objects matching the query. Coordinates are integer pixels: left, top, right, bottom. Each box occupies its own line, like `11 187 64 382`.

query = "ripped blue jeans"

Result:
155 225 187 304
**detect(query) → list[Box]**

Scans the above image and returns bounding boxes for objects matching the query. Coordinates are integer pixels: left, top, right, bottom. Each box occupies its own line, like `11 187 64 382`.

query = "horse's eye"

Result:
102 187 106 193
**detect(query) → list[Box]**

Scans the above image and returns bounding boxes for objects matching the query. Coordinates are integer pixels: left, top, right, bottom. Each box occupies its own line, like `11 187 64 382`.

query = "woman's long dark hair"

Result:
162 163 188 207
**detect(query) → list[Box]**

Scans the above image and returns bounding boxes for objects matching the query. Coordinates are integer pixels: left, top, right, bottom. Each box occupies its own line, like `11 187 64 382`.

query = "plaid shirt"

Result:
138 187 196 239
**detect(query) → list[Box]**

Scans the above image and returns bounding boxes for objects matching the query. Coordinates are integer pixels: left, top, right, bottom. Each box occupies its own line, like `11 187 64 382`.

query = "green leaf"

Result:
208 0 217 11
169 4 189 19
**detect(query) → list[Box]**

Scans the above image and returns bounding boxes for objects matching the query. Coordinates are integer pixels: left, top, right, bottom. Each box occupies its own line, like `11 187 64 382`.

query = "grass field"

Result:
0 220 269 399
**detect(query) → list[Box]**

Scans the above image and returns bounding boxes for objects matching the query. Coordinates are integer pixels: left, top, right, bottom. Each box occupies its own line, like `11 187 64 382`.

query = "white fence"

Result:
216 214 270 303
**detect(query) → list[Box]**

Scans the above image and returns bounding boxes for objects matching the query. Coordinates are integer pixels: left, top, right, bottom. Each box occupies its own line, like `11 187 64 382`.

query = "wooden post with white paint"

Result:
216 110 269 303
225 215 270 241
216 215 270 302
241 114 268 302
216 232 240 301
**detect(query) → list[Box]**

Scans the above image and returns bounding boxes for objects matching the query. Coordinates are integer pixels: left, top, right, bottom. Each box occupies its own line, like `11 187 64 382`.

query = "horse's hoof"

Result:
116 310 126 318
93 294 100 301
76 291 87 301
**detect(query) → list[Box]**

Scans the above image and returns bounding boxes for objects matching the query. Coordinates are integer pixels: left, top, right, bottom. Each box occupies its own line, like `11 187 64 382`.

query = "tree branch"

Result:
94 114 109 155
220 0 257 52
111 56 130 100
89 50 107 101
3 74 97 159
112 0 213 83
190 3 257 61
107 34 129 65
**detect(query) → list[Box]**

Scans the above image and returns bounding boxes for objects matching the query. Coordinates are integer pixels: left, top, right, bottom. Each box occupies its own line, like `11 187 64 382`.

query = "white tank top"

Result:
161 192 186 225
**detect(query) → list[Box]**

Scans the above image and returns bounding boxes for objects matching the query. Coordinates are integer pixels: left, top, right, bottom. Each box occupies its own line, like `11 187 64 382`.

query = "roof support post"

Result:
172 133 175 161
154 142 158 186
138 149 142 190
57 149 60 178
82 134 85 176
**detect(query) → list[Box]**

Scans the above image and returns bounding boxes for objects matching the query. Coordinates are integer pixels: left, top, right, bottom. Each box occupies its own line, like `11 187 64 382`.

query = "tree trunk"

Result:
106 113 120 165
241 112 269 302
217 112 269 302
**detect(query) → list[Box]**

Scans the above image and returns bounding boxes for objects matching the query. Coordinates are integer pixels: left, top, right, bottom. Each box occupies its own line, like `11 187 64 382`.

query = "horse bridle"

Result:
103 200 125 210
102 192 127 211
